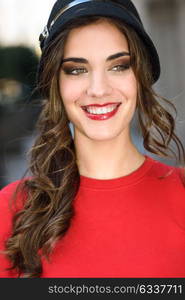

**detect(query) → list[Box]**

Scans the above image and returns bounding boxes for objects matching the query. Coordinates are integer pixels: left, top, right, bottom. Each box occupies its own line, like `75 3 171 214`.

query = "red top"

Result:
0 156 185 278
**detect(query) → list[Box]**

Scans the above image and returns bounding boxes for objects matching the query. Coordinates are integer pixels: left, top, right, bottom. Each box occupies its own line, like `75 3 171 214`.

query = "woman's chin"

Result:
83 129 122 142
74 125 127 142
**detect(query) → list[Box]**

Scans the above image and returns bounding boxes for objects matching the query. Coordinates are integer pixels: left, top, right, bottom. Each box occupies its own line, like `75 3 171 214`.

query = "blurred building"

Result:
0 0 55 52
133 0 185 146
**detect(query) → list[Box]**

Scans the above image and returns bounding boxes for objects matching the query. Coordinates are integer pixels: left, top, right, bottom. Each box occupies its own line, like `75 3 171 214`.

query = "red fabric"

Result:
0 156 185 278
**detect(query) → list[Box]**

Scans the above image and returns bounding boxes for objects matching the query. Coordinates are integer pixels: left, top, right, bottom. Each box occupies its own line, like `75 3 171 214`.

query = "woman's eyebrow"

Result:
61 51 130 64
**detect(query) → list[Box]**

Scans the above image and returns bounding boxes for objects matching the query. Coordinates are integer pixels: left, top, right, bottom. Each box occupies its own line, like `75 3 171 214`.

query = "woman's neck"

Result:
74 130 145 180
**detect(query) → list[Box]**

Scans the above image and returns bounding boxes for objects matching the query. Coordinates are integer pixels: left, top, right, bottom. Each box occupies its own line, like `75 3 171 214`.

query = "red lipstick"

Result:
81 102 121 121
82 102 120 108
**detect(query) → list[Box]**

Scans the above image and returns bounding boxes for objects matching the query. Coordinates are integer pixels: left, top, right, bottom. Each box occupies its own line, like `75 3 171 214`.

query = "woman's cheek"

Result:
60 77 85 103
123 75 137 99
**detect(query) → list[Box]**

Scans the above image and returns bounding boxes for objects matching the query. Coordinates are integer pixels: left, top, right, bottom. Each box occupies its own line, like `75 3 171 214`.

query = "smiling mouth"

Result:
81 103 121 115
81 102 122 121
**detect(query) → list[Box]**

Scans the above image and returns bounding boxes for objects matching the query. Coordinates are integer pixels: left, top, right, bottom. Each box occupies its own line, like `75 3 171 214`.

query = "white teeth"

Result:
86 104 118 115
102 107 107 114
107 107 112 113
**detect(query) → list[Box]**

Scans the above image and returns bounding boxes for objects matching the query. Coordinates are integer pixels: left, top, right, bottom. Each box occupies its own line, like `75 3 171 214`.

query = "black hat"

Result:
39 0 160 83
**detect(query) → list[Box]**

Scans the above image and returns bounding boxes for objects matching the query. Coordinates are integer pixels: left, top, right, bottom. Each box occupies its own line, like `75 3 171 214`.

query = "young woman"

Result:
0 0 185 278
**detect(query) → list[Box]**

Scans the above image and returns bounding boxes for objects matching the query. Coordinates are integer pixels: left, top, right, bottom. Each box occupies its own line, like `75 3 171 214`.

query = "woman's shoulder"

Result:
147 155 185 185
0 180 23 195
0 179 26 201
0 179 28 218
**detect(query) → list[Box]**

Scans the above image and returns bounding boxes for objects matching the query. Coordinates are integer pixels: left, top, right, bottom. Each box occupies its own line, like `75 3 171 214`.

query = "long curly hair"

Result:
4 16 185 277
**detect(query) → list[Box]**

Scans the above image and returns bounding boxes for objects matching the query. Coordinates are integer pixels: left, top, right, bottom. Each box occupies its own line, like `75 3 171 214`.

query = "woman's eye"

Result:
62 67 87 75
111 63 130 72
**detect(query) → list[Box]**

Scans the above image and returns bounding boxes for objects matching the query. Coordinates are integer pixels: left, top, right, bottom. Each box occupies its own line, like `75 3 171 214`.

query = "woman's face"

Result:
59 19 138 141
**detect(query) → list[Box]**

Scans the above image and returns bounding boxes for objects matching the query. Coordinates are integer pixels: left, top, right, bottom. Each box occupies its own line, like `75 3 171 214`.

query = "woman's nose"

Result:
86 72 113 98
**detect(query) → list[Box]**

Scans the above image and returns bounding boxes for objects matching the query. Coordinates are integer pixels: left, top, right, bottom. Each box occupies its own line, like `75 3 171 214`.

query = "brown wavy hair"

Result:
4 16 185 277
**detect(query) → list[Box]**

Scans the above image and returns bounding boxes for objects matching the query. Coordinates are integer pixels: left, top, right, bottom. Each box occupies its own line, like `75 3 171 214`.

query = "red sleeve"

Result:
0 180 25 278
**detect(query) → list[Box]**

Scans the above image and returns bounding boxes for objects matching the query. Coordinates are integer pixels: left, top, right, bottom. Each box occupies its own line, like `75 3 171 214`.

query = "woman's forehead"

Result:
63 20 129 58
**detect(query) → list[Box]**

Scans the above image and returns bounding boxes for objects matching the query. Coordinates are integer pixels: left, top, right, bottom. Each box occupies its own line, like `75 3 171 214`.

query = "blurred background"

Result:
0 0 185 188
